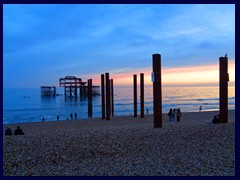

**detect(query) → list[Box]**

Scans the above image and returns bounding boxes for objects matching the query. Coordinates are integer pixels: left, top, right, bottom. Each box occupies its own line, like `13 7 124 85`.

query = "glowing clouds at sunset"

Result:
89 61 235 86
162 61 235 85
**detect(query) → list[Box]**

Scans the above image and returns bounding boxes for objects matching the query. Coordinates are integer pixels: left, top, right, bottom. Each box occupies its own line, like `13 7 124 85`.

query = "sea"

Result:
3 86 235 124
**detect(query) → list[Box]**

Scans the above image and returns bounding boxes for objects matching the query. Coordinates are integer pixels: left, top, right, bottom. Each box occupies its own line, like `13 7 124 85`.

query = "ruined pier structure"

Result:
59 76 100 97
41 86 56 96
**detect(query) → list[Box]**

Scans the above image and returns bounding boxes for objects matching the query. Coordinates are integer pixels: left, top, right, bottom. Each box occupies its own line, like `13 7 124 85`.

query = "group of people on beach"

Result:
42 112 78 121
168 108 182 123
5 126 25 136
68 113 77 120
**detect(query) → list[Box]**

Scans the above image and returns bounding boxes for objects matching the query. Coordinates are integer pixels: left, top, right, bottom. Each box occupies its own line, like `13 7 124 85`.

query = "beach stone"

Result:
3 110 235 176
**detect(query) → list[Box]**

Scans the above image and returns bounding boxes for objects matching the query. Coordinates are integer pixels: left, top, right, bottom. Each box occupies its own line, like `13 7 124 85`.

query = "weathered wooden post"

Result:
88 79 92 118
152 54 162 128
101 74 105 119
111 79 114 117
53 87 56 96
219 55 229 123
133 74 137 117
140 73 144 118
74 85 77 96
105 73 110 120
109 79 111 115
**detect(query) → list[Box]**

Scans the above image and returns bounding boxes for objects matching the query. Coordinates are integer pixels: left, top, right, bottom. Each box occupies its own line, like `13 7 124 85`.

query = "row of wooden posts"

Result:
86 54 163 126
88 72 146 121
87 54 229 127
87 73 114 120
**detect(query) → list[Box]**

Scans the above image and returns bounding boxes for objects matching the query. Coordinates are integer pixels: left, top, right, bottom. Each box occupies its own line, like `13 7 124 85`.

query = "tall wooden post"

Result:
64 86 66 96
153 54 162 128
88 79 92 118
53 87 56 96
140 73 144 118
79 85 82 96
105 73 110 120
70 85 72 97
133 74 137 117
74 85 77 96
101 74 105 119
109 79 111 115
111 79 114 117
219 56 229 123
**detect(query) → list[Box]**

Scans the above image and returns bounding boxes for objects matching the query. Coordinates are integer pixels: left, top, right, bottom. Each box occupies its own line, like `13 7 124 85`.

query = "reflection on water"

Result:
3 86 235 124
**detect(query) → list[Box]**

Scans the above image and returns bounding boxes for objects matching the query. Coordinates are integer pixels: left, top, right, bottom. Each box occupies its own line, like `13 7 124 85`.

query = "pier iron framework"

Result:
59 76 100 97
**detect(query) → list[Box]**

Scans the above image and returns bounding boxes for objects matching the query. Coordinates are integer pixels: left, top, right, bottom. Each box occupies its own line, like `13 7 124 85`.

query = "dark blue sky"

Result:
3 4 235 88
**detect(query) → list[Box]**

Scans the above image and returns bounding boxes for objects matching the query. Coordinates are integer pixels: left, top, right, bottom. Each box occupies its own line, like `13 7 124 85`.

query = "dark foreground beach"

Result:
3 110 235 176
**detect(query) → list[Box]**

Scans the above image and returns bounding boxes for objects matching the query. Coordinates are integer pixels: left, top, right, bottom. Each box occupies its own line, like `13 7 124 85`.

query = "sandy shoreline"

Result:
3 110 235 176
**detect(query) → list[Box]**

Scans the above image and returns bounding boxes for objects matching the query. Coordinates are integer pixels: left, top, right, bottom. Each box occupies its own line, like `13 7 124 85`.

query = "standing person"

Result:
199 105 202 112
177 108 182 122
74 112 77 120
170 110 175 123
57 115 59 120
70 113 73 120
146 108 149 114
168 108 172 121
42 116 45 122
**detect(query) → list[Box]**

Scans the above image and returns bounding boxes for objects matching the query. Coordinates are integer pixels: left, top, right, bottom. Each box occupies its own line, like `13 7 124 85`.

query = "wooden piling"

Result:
133 74 137 117
70 85 72 97
105 73 110 120
219 56 229 123
152 54 162 128
88 79 92 118
101 74 105 119
74 85 77 96
111 79 114 117
140 73 144 118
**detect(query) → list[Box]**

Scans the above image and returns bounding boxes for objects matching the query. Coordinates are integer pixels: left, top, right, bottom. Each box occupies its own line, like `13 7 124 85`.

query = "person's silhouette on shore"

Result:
168 108 172 121
5 127 13 136
176 108 182 122
74 113 77 120
212 115 220 124
70 113 73 120
57 115 59 120
14 126 25 135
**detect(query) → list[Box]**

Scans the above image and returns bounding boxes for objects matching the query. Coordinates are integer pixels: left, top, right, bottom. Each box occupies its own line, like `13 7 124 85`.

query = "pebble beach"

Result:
3 110 235 176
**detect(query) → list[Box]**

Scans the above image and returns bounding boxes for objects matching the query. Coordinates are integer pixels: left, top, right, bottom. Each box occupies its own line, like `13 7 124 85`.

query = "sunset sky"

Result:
3 4 235 88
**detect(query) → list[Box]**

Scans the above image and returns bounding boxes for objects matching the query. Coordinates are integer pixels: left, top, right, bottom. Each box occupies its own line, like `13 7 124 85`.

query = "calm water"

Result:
3 86 235 124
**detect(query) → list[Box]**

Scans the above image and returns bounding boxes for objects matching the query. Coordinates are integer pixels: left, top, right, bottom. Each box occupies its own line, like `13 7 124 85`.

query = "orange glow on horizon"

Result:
85 61 235 86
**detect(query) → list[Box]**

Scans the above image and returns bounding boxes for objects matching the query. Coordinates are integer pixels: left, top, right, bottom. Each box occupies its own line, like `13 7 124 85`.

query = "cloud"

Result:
3 4 235 88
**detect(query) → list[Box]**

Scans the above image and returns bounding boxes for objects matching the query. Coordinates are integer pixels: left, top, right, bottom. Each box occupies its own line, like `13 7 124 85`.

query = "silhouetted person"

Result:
42 116 45 121
74 113 77 120
170 110 175 123
5 127 13 136
176 108 182 122
70 113 73 120
14 126 25 135
168 108 172 121
146 108 149 114
212 115 220 124
199 105 202 112
57 115 59 120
